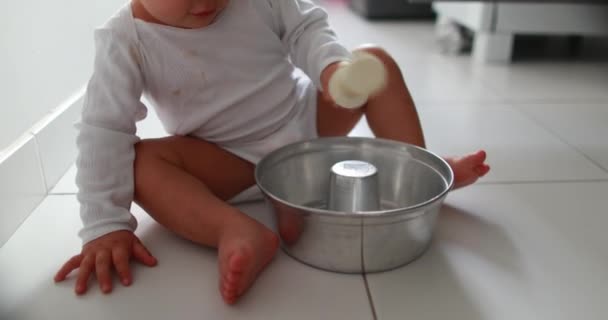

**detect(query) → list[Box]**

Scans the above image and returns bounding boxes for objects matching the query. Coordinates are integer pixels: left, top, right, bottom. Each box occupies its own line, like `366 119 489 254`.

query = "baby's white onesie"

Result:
76 0 351 243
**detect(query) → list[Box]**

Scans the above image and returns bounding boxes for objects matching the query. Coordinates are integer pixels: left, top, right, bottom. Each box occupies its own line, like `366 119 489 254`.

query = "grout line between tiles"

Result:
512 104 608 175
360 220 377 320
412 98 506 106
363 273 378 320
503 99 608 106
48 192 78 196
477 179 608 186
415 99 607 110
32 136 49 193
359 219 378 320
478 73 608 107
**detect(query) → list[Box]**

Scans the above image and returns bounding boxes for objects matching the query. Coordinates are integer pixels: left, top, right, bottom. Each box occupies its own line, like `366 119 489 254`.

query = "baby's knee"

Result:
355 45 399 72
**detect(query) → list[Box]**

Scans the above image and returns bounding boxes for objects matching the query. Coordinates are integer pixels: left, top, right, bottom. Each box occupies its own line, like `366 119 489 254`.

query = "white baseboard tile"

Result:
31 90 84 192
0 89 83 246
0 134 47 246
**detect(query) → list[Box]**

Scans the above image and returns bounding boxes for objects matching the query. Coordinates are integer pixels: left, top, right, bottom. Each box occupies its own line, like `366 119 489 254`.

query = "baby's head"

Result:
135 0 229 29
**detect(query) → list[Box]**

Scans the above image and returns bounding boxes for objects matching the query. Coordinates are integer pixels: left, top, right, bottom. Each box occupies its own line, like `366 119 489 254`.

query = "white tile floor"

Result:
2 2 608 319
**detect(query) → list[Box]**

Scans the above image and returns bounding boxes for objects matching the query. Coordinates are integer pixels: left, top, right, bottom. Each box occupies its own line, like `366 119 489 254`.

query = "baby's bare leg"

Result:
133 136 279 304
317 46 490 188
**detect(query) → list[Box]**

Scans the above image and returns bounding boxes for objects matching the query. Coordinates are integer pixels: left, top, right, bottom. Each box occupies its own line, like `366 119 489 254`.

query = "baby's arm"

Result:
55 27 156 295
269 0 351 90
76 29 146 243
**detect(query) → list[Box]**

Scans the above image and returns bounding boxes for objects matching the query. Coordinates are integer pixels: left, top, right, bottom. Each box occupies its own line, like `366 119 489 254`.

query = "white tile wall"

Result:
50 165 77 194
0 0 128 150
32 94 84 192
0 90 83 244
0 135 46 246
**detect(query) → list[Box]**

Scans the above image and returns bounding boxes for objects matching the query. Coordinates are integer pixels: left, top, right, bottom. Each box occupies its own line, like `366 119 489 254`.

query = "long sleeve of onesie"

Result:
75 28 147 244
76 1 349 244
270 0 351 90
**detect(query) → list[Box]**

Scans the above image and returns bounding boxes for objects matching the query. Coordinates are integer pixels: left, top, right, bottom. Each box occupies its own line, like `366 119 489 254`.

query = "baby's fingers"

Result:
132 240 158 267
55 254 83 282
75 255 95 295
112 247 132 286
95 250 113 294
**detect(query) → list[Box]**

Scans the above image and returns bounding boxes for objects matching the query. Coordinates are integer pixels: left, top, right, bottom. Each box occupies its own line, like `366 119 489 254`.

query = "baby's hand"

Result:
54 230 157 295
320 62 342 103
322 51 388 109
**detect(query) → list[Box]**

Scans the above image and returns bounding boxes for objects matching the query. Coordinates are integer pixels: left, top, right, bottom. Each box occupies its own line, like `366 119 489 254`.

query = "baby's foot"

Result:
218 219 279 305
445 150 491 189
277 208 304 245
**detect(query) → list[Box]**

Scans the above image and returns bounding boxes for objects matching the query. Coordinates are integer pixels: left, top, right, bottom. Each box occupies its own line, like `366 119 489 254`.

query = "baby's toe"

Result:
221 279 238 303
469 150 487 165
474 164 491 176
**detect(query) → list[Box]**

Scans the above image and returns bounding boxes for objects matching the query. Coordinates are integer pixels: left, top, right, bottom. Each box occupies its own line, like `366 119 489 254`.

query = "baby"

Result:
54 0 490 305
